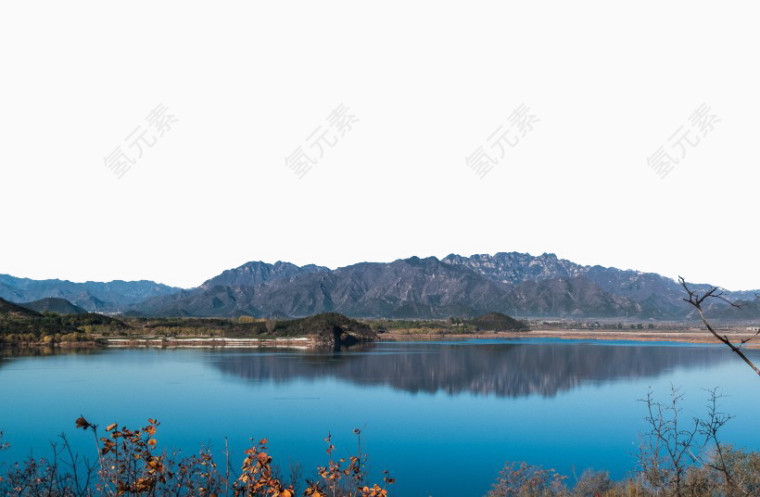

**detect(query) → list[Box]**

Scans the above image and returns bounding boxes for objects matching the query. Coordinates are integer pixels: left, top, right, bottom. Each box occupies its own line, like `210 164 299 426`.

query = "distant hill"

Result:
0 297 42 319
0 275 182 313
0 297 126 336
468 312 530 332
20 298 87 315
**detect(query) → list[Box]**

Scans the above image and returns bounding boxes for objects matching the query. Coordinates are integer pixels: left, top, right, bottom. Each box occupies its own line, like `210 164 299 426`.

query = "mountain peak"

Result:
201 260 329 289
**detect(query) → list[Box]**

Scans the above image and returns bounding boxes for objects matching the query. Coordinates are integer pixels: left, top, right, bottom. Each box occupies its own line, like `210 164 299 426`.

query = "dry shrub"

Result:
0 418 394 497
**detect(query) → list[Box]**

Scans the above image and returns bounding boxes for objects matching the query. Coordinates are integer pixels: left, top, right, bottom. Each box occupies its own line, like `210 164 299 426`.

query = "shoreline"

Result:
3 330 759 351
380 329 760 348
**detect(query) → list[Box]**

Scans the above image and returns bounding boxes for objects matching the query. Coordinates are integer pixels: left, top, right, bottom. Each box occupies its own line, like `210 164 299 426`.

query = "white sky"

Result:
1 1 758 291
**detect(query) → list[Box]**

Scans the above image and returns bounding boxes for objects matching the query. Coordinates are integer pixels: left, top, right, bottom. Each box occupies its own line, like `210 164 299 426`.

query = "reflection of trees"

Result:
0 347 99 364
211 343 732 398
9 347 100 357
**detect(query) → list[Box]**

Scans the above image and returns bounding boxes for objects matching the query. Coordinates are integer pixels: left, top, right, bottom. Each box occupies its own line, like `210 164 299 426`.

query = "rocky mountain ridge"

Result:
3 252 758 320
129 254 760 320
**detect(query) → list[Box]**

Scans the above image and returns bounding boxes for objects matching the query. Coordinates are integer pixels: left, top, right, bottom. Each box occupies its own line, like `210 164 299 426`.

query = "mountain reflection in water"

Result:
210 340 732 397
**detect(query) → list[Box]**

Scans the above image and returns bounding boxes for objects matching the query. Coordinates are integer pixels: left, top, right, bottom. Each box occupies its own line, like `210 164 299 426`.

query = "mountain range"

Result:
1 252 758 320
0 274 180 313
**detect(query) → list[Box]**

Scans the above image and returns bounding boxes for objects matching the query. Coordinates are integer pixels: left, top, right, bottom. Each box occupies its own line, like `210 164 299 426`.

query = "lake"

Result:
2 338 760 496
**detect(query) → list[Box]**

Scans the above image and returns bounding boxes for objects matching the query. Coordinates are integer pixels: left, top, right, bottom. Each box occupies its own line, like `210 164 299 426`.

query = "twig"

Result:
679 277 760 377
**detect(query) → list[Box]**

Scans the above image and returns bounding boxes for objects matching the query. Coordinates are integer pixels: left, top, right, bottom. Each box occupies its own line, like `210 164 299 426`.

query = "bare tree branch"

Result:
740 328 760 346
679 276 760 377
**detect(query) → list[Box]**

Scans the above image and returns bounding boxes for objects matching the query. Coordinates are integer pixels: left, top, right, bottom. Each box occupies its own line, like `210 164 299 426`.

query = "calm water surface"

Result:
2 339 760 496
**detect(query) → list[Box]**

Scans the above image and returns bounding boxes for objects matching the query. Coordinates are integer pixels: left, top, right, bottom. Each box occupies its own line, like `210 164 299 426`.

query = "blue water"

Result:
1 339 760 496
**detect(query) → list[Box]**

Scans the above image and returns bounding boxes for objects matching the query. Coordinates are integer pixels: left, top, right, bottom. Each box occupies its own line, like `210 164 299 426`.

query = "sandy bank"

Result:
381 329 760 348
